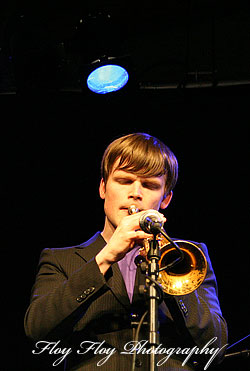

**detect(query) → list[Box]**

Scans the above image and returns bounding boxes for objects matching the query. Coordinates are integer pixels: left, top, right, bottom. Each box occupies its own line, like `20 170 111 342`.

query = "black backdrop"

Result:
1 86 250 370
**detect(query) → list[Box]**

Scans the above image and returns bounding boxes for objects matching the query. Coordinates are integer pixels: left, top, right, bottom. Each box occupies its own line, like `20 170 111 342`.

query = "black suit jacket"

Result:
24 232 228 370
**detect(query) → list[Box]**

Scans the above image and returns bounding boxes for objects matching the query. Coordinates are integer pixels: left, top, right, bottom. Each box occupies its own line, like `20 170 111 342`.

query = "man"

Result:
24 133 228 370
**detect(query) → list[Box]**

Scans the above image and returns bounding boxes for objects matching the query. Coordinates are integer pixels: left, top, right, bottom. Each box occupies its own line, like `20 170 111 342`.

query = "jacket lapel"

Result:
74 232 106 262
75 232 131 309
111 263 131 309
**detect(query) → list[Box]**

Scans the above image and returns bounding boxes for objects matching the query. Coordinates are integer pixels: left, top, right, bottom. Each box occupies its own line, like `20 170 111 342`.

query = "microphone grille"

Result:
139 209 164 233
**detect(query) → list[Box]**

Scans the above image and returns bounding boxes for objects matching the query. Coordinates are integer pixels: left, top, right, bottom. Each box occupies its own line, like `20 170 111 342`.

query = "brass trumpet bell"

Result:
157 239 207 295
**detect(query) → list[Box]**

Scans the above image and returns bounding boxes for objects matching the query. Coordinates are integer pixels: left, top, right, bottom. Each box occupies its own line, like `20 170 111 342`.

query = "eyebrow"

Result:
113 171 163 185
113 171 136 179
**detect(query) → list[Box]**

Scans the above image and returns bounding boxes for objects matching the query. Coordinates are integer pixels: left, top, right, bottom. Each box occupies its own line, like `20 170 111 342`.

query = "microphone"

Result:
128 205 184 269
139 210 164 235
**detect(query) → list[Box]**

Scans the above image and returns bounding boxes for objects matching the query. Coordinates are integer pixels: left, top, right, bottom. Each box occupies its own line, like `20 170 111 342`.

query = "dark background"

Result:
1 1 250 370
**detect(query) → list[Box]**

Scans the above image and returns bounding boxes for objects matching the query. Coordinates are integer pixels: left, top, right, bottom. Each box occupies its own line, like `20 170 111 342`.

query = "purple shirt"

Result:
118 246 140 303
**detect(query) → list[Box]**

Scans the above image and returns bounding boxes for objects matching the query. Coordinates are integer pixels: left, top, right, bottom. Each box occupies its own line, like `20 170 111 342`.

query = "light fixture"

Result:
86 64 129 94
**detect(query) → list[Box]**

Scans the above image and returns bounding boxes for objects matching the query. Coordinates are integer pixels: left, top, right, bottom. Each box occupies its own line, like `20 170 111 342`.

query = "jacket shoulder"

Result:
43 232 104 254
40 232 106 266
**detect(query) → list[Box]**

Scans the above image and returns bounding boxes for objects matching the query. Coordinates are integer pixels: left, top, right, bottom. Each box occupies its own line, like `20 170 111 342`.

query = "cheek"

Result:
145 191 166 210
103 183 120 208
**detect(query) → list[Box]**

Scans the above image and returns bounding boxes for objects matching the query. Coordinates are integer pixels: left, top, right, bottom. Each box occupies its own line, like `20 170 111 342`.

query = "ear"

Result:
160 191 173 210
99 178 106 200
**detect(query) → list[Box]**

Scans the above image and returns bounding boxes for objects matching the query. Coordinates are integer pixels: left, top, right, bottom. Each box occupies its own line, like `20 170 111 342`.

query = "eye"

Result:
142 181 161 190
115 177 133 185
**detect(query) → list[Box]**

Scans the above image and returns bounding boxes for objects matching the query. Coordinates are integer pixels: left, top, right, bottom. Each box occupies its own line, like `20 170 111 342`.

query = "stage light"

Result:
87 64 129 94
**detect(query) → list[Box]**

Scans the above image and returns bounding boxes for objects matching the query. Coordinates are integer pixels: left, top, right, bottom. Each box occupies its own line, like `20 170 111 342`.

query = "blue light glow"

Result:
87 64 129 94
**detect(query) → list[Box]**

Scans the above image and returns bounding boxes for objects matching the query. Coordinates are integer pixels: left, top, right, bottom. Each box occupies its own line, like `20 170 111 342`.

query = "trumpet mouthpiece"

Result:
128 205 139 215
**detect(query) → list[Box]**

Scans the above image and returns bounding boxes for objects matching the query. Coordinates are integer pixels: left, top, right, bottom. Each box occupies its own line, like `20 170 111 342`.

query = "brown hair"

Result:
101 133 178 196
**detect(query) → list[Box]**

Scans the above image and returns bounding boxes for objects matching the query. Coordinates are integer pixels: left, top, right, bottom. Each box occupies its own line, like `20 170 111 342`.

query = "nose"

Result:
129 181 143 200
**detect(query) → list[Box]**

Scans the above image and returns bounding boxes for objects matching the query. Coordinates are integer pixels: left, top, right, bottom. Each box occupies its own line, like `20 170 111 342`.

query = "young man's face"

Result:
99 160 172 237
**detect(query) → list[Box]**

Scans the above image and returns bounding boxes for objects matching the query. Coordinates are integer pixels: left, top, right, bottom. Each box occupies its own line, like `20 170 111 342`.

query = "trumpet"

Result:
128 205 207 296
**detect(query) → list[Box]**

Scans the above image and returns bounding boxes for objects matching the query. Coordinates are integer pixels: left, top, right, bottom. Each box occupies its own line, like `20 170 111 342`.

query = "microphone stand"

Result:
132 209 184 371
147 233 161 371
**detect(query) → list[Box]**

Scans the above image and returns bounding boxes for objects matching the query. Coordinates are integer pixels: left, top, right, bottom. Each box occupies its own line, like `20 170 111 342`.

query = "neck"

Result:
101 216 115 243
